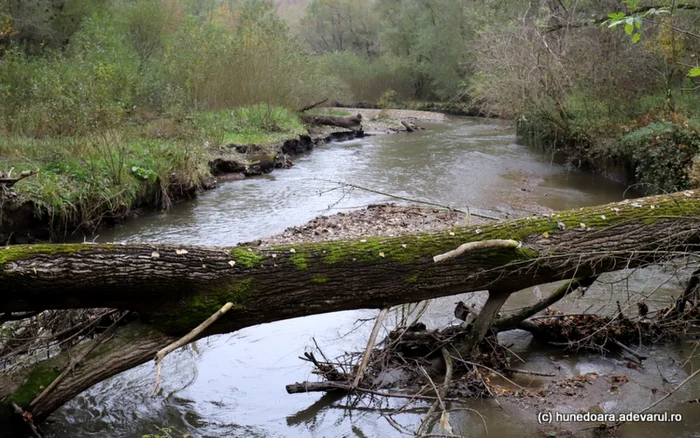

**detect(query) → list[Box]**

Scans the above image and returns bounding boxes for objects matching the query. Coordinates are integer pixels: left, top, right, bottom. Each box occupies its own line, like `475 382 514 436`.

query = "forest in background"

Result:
0 0 699 234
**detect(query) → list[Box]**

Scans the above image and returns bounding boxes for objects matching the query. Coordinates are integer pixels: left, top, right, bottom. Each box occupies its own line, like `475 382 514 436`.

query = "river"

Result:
45 117 699 437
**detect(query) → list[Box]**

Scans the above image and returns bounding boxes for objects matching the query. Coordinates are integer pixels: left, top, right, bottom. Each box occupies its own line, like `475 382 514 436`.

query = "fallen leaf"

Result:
401 244 407 248
542 231 549 238
600 215 606 220
580 222 586 229
379 252 385 258
611 375 629 384
228 261 236 267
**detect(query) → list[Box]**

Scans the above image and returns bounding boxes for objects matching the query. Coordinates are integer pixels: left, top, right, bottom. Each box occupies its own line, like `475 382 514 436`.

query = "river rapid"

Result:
45 117 699 438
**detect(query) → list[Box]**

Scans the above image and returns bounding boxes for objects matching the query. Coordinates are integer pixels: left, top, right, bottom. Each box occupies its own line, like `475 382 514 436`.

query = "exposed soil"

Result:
209 108 443 179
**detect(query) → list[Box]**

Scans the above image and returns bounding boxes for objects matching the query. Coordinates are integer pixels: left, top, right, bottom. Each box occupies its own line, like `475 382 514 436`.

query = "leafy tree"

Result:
2 0 108 52
300 0 379 57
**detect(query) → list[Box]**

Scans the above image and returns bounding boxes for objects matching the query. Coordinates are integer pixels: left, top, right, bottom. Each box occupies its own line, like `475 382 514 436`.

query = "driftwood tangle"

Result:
300 113 364 132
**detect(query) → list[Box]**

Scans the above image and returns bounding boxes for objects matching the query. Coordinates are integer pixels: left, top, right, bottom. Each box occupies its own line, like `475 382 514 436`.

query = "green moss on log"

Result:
256 193 700 271
405 272 420 283
0 244 113 266
154 277 258 332
312 274 328 284
289 253 308 270
317 235 460 266
5 365 61 407
0 244 117 279
230 248 265 268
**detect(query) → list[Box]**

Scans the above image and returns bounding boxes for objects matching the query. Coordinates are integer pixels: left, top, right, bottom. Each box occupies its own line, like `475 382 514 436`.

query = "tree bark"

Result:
0 189 699 427
455 289 510 355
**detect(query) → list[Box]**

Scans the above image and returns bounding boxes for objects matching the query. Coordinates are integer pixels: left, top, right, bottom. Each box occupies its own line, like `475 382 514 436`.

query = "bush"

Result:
318 52 416 103
621 121 700 193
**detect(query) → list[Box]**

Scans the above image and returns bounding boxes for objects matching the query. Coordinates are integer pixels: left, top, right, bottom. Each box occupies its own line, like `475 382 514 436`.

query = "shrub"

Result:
621 122 700 193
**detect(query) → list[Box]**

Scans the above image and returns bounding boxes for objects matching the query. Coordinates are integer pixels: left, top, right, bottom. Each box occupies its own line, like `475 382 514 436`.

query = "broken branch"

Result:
151 301 234 397
352 307 389 388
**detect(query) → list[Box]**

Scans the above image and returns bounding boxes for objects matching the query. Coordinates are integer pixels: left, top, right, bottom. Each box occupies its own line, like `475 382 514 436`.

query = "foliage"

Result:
317 51 415 103
463 0 699 192
0 0 332 232
301 0 379 57
0 131 210 230
377 89 398 109
0 0 335 137
621 121 700 192
0 103 305 233
690 153 700 187
196 105 308 145
604 2 699 82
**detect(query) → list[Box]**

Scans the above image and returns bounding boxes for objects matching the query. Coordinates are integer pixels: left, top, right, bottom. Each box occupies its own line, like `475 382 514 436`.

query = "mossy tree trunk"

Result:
1 190 699 430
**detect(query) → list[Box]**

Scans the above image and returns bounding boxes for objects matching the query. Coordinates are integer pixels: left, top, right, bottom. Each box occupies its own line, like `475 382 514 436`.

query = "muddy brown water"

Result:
46 118 699 437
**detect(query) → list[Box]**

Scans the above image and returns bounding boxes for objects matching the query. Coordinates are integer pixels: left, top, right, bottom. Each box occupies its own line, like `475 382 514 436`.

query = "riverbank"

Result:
0 106 441 245
516 101 700 193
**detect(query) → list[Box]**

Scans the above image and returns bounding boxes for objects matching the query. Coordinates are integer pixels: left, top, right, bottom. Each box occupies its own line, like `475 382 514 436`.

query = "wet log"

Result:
1 190 700 428
300 113 363 132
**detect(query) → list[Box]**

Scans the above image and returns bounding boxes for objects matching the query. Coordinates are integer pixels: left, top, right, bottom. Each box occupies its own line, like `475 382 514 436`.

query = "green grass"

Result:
0 105 307 234
0 133 210 227
196 105 307 146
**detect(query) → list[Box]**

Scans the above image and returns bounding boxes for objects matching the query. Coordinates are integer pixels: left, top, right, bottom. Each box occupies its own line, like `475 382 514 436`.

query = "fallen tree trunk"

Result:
300 113 363 132
1 190 700 428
